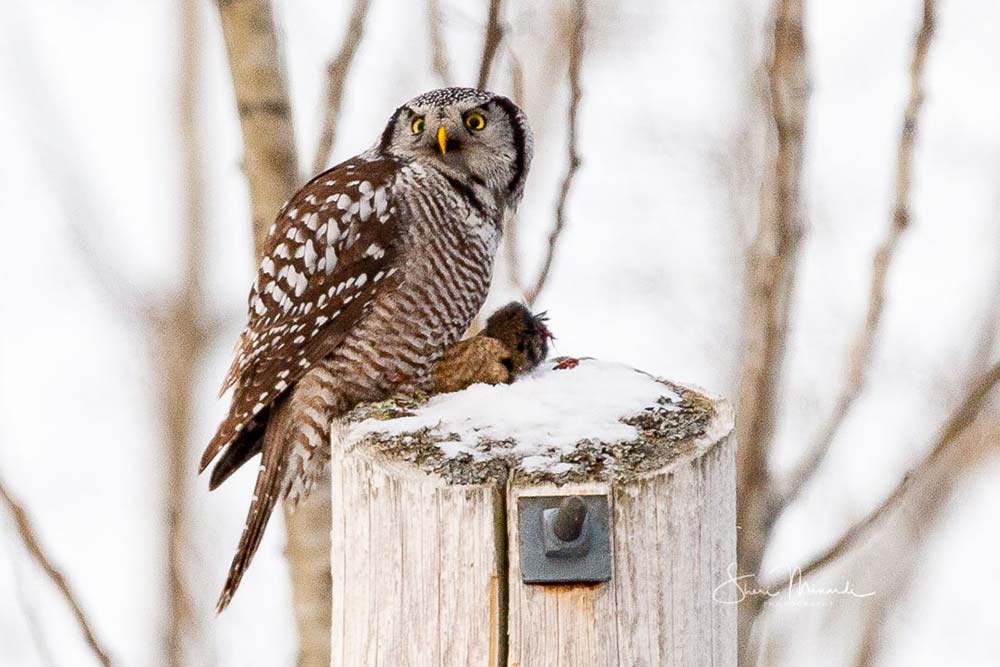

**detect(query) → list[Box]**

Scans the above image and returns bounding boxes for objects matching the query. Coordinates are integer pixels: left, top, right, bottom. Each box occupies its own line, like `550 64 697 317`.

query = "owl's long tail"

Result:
215 401 292 613
214 364 346 611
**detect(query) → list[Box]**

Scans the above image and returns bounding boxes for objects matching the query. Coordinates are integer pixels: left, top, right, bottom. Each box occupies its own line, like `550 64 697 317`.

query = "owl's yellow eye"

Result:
411 117 425 134
464 111 487 131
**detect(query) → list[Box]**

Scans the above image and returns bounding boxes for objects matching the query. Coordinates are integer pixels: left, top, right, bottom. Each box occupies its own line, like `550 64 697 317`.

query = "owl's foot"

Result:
432 336 512 394
433 303 554 394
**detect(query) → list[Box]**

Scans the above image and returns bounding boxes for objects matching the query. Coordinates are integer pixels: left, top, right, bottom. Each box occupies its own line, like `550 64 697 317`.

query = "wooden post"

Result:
330 362 736 666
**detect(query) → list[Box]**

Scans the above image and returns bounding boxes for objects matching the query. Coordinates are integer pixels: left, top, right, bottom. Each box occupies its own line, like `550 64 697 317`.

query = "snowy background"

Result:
1 0 999 665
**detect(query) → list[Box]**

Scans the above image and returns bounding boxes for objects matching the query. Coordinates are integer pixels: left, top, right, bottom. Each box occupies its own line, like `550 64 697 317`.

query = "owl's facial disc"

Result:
381 87 534 210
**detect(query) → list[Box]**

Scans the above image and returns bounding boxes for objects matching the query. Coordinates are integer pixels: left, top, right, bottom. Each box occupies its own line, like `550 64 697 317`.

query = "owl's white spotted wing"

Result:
201 156 405 472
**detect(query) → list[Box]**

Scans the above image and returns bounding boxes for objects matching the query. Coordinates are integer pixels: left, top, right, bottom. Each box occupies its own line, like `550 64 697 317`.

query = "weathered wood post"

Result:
330 360 736 666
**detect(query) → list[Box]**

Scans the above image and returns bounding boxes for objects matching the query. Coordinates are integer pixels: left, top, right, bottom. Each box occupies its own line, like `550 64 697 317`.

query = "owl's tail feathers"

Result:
200 421 237 476
215 408 290 613
201 404 270 479
209 433 263 491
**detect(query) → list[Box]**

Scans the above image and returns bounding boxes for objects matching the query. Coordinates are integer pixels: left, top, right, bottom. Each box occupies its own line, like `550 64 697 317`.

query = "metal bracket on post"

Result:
517 494 611 584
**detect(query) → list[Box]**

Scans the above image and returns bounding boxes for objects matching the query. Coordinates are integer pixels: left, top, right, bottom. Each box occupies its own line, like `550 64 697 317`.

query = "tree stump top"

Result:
345 359 733 486
334 359 737 665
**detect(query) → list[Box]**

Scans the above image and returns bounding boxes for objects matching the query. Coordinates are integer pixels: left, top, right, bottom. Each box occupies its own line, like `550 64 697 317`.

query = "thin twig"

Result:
734 0 809 657
777 0 937 511
312 0 372 174
525 0 584 306
968 190 1000 372
426 0 452 86
502 46 527 292
0 477 113 666
476 0 504 89
507 45 526 108
762 358 1000 592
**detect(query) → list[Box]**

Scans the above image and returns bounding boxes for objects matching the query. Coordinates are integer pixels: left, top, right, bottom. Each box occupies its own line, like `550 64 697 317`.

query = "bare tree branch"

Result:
312 0 373 174
763 358 1000 593
215 0 299 257
734 0 809 657
778 0 937 510
0 476 113 666
426 0 453 86
852 420 997 667
854 208 1000 664
476 0 504 89
525 0 584 306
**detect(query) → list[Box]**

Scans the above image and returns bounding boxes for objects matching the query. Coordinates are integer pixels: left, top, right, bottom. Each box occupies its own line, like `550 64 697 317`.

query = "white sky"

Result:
1 0 999 665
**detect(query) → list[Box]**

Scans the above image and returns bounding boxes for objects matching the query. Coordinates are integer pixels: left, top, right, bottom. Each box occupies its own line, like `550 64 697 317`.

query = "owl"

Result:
201 87 533 611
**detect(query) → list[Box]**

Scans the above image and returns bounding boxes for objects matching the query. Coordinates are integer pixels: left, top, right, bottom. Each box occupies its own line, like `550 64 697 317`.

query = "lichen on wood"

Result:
344 372 719 487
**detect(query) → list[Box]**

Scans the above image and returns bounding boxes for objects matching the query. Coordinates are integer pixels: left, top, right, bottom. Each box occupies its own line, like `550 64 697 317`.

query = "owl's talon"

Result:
433 336 513 393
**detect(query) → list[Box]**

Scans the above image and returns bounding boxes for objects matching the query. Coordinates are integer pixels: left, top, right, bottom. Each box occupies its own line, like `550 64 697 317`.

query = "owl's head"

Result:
378 87 533 211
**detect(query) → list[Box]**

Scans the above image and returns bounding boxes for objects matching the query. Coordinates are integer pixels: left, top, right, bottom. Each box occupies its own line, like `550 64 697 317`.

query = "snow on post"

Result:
330 359 736 666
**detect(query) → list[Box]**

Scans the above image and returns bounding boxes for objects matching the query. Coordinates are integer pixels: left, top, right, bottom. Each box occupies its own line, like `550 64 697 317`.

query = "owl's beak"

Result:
437 126 448 155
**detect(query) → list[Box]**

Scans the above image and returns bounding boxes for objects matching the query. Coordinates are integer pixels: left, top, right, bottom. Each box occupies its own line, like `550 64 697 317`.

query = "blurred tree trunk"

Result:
736 0 809 659
158 298 207 667
283 479 332 667
215 0 298 259
160 1 210 663
215 2 331 665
